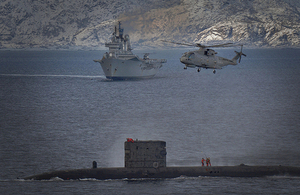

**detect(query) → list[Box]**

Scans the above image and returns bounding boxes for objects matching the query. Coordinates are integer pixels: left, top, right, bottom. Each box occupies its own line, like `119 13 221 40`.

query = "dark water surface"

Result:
0 48 300 194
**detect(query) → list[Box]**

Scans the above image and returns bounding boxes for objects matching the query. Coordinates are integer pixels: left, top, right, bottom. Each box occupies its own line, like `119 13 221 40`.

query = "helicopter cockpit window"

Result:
188 53 195 59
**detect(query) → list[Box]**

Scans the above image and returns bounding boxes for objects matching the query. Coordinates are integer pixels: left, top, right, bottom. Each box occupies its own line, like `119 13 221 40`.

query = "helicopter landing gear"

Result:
184 66 187 70
197 68 201 72
213 70 216 74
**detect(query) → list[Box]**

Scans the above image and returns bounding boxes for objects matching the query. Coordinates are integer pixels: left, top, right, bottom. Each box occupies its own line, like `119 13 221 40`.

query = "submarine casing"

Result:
24 140 300 180
25 165 300 180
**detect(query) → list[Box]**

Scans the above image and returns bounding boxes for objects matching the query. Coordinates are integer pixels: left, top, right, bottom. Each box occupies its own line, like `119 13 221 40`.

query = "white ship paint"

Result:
94 22 166 80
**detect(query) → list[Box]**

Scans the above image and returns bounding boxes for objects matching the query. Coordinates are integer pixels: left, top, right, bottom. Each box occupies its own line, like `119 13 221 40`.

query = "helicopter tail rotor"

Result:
234 45 246 63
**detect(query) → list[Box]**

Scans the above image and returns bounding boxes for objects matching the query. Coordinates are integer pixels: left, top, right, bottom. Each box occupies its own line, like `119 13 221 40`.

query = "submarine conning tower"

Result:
125 139 167 169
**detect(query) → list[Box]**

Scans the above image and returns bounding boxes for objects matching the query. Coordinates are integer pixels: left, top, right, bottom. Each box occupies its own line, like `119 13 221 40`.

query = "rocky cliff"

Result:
0 0 299 49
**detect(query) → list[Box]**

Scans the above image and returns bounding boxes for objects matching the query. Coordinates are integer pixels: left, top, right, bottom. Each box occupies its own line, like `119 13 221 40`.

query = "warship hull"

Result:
98 58 163 80
94 22 166 80
24 165 300 180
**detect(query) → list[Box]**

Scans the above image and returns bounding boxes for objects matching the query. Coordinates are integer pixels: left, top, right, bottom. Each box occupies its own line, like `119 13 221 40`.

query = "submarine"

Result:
24 139 300 180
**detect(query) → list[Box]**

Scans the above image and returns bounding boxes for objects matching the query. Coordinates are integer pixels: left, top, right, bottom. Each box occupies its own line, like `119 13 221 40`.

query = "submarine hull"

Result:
24 165 300 180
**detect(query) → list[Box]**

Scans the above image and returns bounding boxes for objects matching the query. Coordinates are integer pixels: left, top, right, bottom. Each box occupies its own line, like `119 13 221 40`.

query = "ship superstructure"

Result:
94 22 166 80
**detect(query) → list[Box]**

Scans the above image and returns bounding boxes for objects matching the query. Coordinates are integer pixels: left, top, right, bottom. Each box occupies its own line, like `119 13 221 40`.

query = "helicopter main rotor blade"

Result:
202 43 245 48
161 40 207 48
162 40 243 48
203 43 233 48
161 40 195 47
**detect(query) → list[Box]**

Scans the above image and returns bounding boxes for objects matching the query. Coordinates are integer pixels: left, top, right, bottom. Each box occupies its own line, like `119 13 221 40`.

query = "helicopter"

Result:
161 40 246 74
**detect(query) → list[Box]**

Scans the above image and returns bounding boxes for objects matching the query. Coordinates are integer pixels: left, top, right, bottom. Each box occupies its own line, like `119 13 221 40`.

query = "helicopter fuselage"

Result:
180 48 237 70
161 40 246 73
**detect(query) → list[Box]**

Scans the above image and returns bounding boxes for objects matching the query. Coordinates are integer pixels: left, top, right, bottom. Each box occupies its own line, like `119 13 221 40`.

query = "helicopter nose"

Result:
180 56 186 63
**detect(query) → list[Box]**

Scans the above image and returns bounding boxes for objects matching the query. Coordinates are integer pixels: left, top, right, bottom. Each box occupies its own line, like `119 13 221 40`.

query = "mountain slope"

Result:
0 0 299 49
188 0 300 47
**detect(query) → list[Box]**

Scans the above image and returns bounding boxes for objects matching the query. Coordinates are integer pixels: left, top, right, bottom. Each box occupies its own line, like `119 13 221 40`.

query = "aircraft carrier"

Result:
94 22 166 80
24 139 300 180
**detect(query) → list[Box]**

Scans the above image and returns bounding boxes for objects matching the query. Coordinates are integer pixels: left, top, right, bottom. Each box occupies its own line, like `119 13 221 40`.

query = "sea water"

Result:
0 48 300 194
